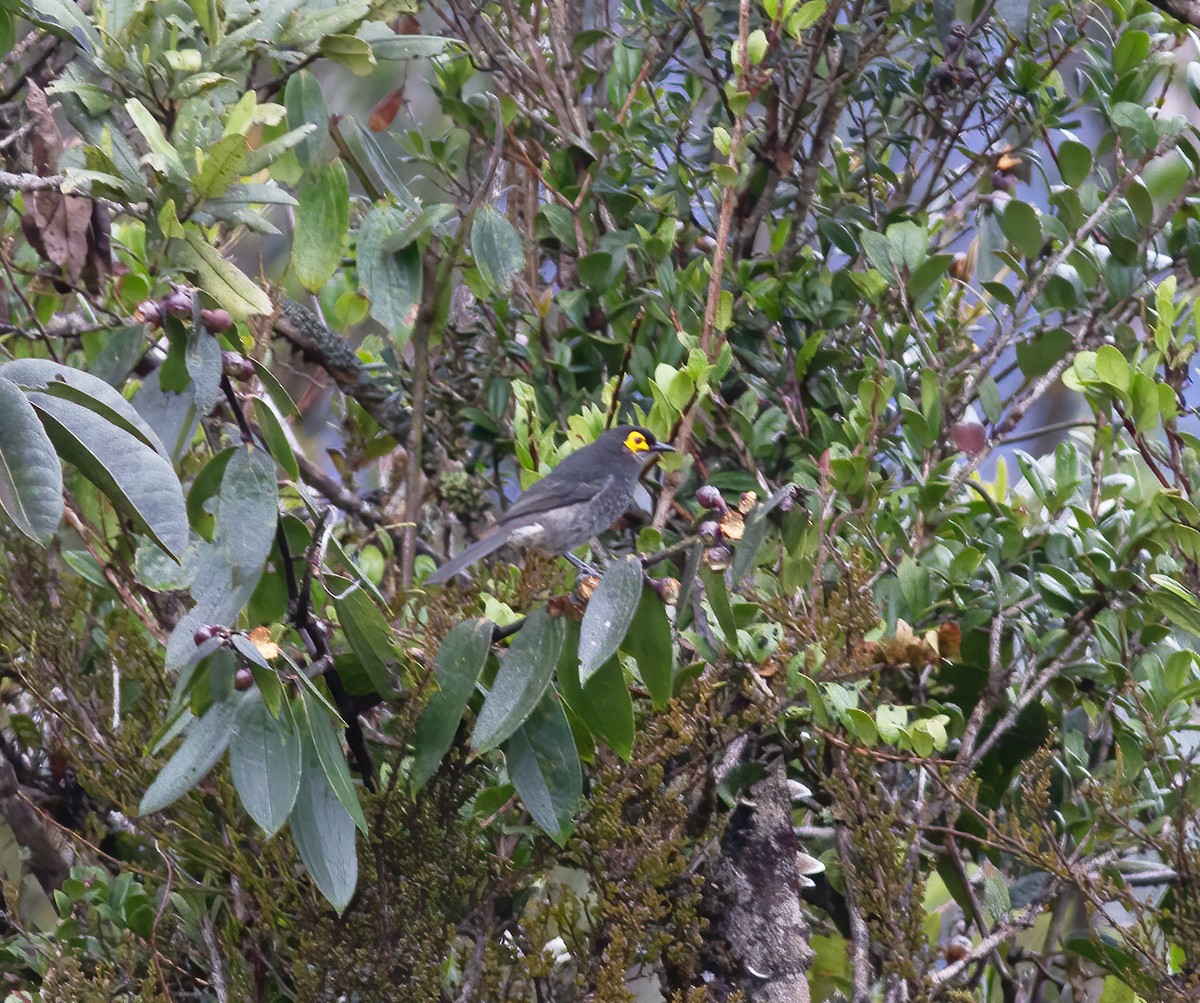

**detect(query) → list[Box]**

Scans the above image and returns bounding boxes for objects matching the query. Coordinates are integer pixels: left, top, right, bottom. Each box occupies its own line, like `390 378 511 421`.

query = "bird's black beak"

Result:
650 441 675 453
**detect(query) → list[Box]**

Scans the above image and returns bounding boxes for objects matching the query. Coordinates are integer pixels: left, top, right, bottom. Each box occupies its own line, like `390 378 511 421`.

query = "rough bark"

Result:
711 757 814 1002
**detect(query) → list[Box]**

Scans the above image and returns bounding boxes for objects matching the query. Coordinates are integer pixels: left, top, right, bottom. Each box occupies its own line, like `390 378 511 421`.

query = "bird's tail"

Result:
425 529 512 585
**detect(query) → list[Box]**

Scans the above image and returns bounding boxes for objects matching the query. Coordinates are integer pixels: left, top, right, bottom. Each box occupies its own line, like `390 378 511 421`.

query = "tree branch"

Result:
273 298 410 440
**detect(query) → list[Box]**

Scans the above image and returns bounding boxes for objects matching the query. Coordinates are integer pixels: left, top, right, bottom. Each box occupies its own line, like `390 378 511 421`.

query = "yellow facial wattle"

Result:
624 430 649 453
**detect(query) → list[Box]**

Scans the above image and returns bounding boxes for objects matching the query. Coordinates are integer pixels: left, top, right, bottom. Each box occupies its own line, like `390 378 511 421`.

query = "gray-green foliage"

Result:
1 0 1200 998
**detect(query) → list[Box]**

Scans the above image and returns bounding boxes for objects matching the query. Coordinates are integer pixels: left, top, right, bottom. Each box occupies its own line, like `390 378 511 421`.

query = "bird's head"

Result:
608 425 675 462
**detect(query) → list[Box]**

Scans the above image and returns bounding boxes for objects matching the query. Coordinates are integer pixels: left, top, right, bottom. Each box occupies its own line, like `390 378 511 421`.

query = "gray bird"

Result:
426 425 674 584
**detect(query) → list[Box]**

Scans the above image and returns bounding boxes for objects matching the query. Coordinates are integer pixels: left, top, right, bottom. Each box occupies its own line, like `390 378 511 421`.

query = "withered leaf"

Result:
26 81 62 175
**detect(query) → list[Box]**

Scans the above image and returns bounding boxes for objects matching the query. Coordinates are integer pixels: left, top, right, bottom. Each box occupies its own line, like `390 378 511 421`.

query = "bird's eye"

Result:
624 431 648 452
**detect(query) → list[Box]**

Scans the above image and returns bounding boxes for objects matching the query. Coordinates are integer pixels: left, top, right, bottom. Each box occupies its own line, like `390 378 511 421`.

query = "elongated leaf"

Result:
0 376 63 545
212 445 278 580
1147 574 1200 636
578 555 642 684
622 586 674 709
192 133 248 199
125 98 187 176
335 117 415 202
186 328 223 414
0 358 170 458
332 581 395 696
243 124 318 176
25 391 188 557
471 204 524 294
284 71 327 168
162 446 277 673
505 695 582 845
380 203 456 253
177 226 273 320
139 699 238 814
411 619 493 791
293 160 349 292
370 34 459 60
290 736 358 912
357 205 422 345
132 368 201 463
229 695 302 837
703 566 738 643
300 689 368 833
472 608 565 753
557 653 634 760
251 398 299 480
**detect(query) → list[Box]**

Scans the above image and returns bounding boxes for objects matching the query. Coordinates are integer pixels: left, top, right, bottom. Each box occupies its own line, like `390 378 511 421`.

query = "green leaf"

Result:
293 161 349 292
1126 180 1153 228
243 124 318 176
370 34 459 60
139 699 238 814
704 566 739 643
212 446 279 579
229 695 302 837
790 0 826 30
379 203 456 252
471 205 525 295
332 582 395 696
1058 140 1092 187
1112 29 1149 77
177 226 274 320
1189 62 1200 109
319 33 377 75
558 650 634 760
1147 574 1200 636
0 376 63 545
578 251 613 288
977 376 1002 425
299 689 369 833
357 205 423 344
844 707 878 745
186 327 223 414
622 586 674 709
897 556 930 616
284 71 328 168
23 389 188 557
1001 200 1043 259
191 133 248 199
410 619 493 791
124 98 186 176
249 358 301 419
875 704 908 743
505 694 582 845
1110 102 1158 156
1094 345 1130 395
859 229 895 277
578 555 643 684
290 735 357 913
0 359 169 458
472 608 565 753
251 397 300 480
1016 327 1072 378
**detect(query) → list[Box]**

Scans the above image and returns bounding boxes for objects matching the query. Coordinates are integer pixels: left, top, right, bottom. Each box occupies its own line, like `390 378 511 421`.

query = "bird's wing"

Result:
501 472 614 521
